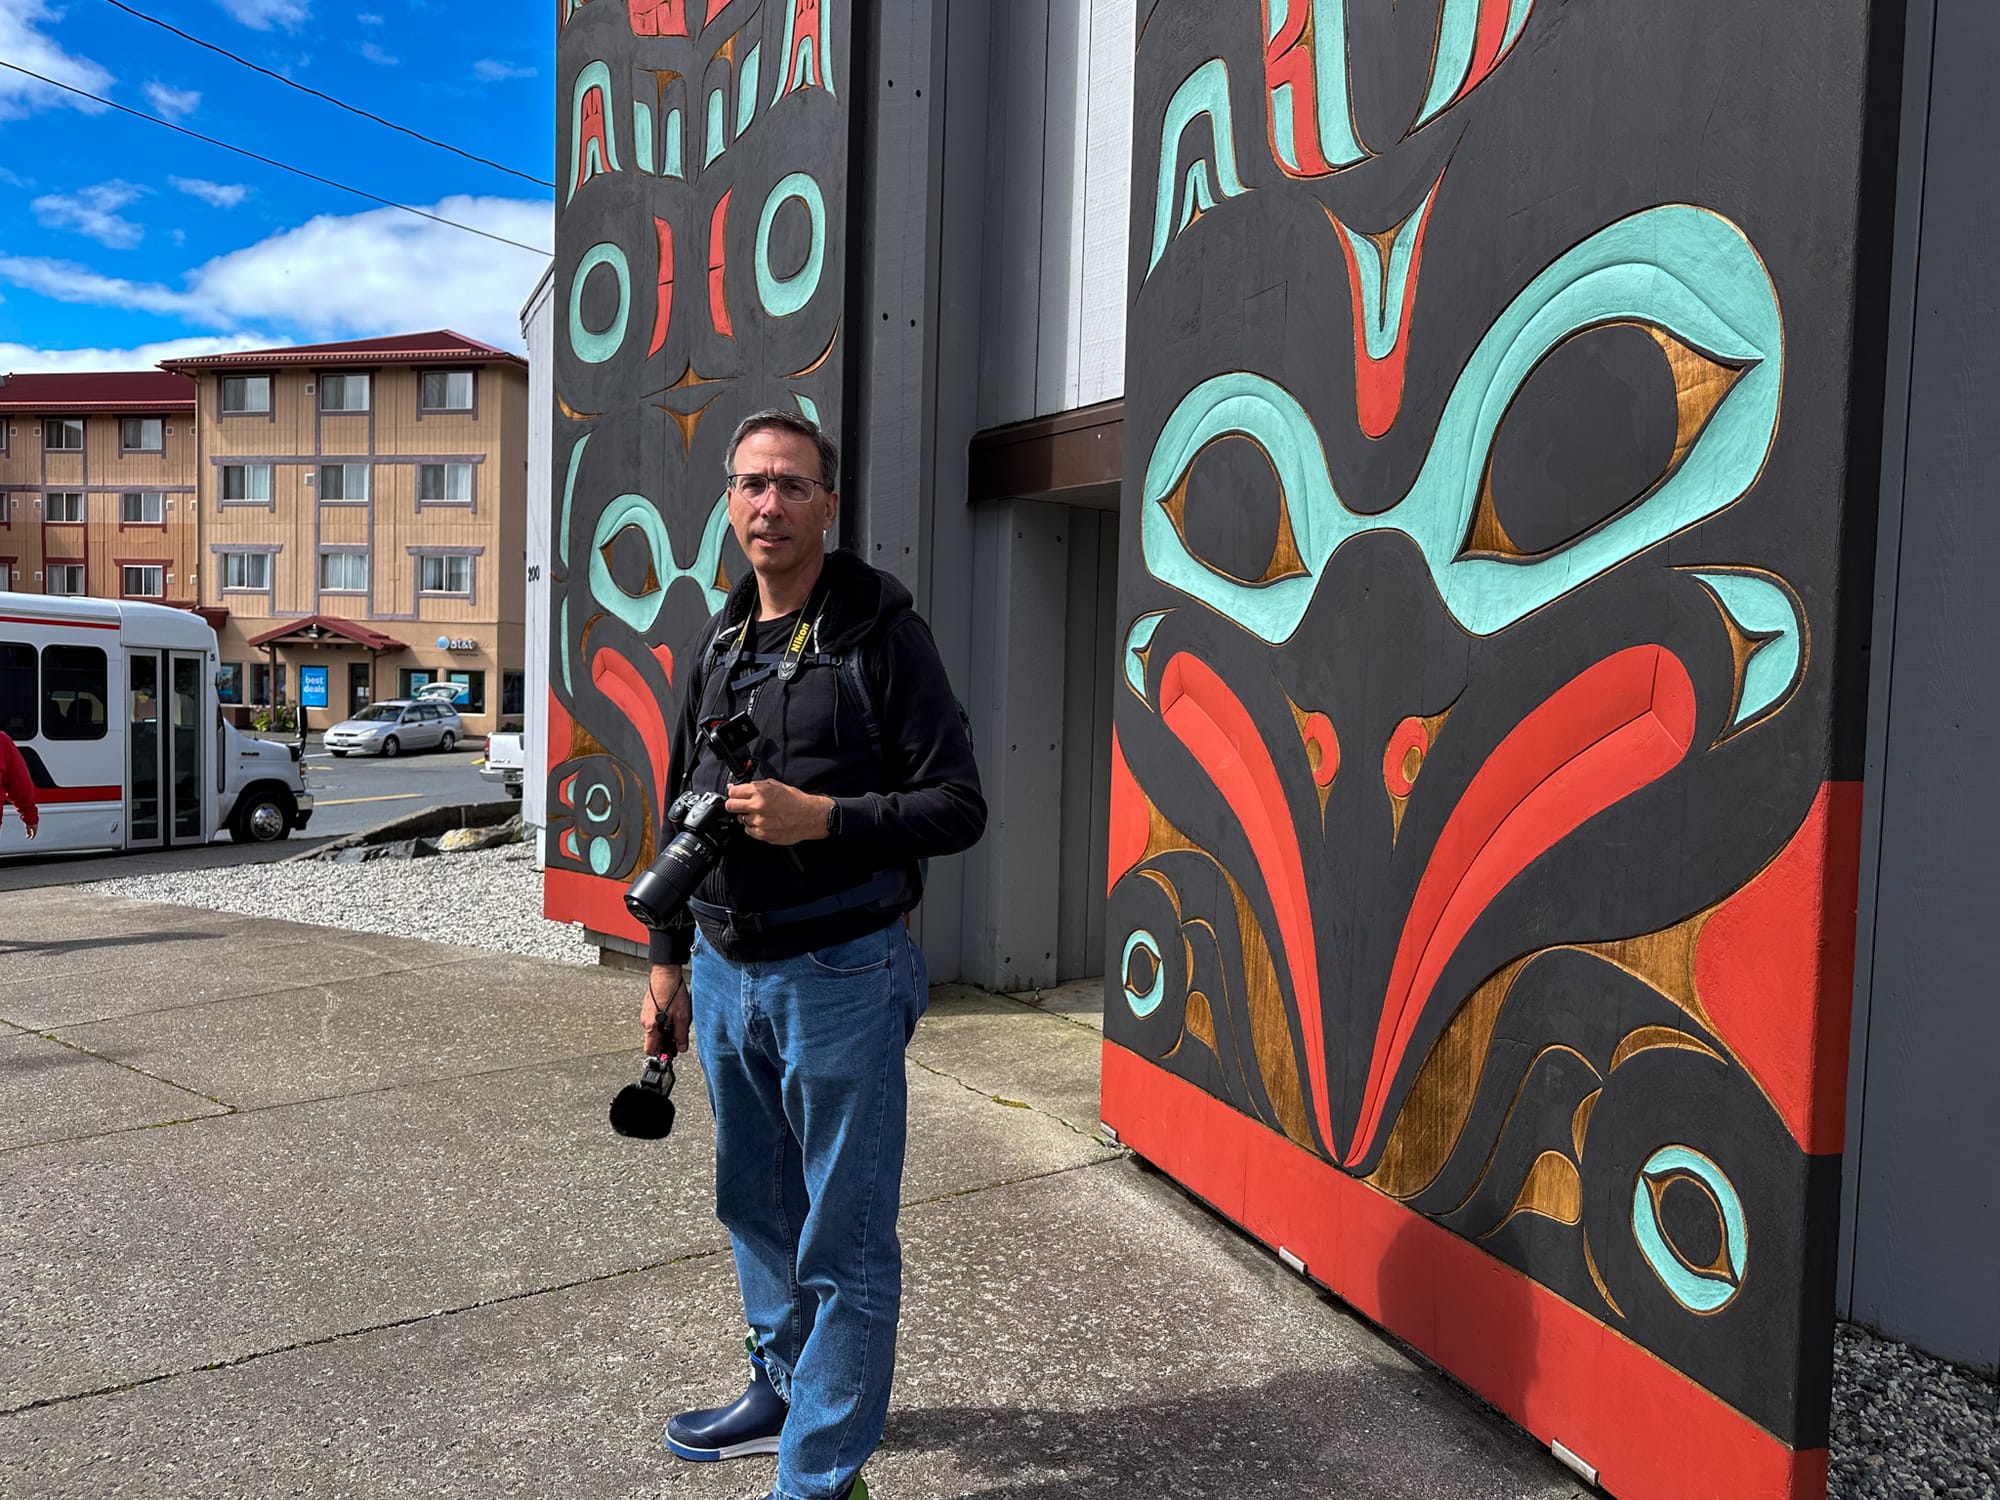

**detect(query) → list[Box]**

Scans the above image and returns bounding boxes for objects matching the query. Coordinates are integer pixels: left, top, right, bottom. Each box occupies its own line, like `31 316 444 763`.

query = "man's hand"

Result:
644 964 691 1057
724 779 834 846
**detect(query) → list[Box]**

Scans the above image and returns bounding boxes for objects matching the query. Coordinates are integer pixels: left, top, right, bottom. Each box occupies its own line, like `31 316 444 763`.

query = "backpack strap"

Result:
840 647 885 762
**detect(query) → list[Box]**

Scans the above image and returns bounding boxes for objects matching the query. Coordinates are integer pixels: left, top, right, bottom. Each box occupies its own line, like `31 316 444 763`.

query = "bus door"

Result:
126 649 207 846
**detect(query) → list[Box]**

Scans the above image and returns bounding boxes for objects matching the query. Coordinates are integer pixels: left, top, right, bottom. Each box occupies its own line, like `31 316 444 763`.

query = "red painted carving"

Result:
591 648 672 822
1694 781 1862 1155
1107 728 1148 895
708 189 734 338
1346 644 1698 1166
1159 650 1335 1155
648 216 674 357
1261 0 1335 177
576 85 610 190
628 0 688 36
1331 179 1440 440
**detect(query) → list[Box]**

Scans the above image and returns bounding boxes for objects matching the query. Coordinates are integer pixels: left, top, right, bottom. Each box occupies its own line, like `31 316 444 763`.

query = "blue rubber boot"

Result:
664 1345 786 1462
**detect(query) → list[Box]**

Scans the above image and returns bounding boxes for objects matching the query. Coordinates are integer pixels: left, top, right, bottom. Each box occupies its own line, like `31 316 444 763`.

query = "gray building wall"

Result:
1840 0 2000 1373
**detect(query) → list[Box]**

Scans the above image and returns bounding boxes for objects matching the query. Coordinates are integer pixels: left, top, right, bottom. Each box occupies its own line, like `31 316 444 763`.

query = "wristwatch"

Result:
824 798 841 838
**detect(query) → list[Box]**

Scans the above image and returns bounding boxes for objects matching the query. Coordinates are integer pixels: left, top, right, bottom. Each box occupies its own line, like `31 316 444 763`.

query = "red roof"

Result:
159 329 525 371
0 370 196 413
247 614 406 652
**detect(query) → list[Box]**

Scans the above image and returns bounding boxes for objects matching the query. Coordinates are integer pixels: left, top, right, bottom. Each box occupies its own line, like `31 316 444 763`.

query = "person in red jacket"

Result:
0 730 39 840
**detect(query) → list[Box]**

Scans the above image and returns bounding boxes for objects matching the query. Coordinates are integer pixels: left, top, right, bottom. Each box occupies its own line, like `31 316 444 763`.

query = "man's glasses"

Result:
727 473 826 505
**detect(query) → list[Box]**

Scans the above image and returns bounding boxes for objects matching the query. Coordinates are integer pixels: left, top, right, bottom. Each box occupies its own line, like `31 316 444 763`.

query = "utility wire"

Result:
99 0 554 190
0 61 552 257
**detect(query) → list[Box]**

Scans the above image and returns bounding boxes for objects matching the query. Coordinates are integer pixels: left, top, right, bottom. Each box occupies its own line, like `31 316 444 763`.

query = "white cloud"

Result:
0 196 552 351
473 59 537 83
356 10 382 22
172 176 249 208
143 81 202 119
215 0 308 30
32 181 149 249
0 165 32 190
0 332 282 376
358 40 397 66
0 0 115 119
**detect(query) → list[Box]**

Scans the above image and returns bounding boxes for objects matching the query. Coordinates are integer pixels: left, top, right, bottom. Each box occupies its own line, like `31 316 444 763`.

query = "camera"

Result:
623 712 761 928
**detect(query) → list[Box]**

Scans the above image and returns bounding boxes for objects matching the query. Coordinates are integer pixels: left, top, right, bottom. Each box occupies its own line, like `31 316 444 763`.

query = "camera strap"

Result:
713 572 832 718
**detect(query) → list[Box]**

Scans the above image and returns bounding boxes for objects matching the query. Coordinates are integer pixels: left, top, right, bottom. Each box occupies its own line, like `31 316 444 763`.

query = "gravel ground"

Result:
1832 1324 1999 1499
88 843 597 966
86 847 2000 1494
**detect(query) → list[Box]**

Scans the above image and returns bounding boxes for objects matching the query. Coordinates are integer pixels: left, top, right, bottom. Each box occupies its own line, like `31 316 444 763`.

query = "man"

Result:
0 730 39 843
642 409 985 1500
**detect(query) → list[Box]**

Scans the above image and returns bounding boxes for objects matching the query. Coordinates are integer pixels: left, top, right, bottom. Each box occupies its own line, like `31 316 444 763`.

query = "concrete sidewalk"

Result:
0 889 1588 1500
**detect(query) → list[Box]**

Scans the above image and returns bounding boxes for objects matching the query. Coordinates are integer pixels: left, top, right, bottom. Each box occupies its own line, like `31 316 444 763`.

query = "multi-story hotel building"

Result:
159 331 529 734
0 371 201 605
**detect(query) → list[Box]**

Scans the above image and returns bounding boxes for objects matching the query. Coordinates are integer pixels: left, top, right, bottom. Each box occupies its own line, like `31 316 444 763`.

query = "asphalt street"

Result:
0 742 508 892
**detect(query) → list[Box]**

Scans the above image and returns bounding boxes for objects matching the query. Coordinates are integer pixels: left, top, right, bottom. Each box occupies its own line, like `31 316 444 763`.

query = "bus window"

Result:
0 642 34 739
43 645 109 740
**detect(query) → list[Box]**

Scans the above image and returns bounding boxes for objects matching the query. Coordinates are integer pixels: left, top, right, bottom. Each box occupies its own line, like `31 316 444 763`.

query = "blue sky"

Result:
0 0 555 371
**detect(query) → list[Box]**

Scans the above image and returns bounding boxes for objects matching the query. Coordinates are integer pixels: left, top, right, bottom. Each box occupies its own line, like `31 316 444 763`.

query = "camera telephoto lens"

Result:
623 790 735 928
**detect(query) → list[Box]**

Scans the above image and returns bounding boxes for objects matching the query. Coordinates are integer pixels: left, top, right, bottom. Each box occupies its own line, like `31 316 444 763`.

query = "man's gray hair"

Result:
725 408 839 490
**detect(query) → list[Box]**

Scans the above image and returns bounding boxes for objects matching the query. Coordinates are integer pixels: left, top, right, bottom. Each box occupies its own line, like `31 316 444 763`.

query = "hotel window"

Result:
221 375 271 413
223 552 273 591
319 463 371 502
247 662 287 705
320 551 368 592
121 565 164 598
319 373 371 412
46 564 86 595
121 417 165 451
418 463 473 502
222 464 273 503
45 492 84 522
216 663 244 705
419 554 472 595
43 418 83 450
121 492 166 524
0 561 11 591
420 370 475 411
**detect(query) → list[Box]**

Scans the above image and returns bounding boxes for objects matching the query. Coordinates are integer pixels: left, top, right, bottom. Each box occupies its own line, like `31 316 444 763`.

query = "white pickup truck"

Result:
479 731 525 799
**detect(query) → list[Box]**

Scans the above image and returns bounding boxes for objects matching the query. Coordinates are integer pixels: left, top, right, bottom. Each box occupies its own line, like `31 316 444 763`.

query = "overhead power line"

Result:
100 0 554 190
0 61 552 257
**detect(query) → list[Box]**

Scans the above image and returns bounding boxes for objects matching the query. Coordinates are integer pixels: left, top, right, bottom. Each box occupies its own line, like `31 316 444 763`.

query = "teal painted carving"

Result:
772 0 836 104
1178 161 1216 233
663 106 684 179
569 242 631 365
737 41 762 135
1125 611 1167 698
1415 0 1537 131
1149 59 1250 278
1141 206 1783 643
1333 175 1442 361
557 430 590 568
1267 0 1289 40
568 61 621 204
1689 570 1806 727
705 87 727 166
588 491 732 633
588 835 612 875
1633 1146 1747 1314
756 172 827 318
557 597 573 697
633 99 655 174
1123 930 1165 1017
794 392 821 424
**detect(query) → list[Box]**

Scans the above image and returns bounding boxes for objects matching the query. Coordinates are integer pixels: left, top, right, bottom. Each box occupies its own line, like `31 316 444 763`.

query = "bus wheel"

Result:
232 788 296 844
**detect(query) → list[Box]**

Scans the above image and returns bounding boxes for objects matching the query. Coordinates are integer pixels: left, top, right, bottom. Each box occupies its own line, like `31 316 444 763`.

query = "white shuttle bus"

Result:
0 593 313 856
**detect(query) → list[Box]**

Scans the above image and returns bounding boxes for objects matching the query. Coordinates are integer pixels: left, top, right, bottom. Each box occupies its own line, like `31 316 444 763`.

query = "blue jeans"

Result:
690 917 928 1500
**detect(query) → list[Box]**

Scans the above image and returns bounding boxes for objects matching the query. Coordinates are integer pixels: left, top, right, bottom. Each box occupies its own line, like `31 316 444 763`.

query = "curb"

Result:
285 799 521 862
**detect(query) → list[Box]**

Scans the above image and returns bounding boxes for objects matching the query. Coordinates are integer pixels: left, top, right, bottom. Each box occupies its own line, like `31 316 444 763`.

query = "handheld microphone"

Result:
609 1052 677 1139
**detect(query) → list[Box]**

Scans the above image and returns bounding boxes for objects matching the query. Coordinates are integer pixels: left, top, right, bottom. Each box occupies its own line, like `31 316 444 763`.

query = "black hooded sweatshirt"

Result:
645 548 986 965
